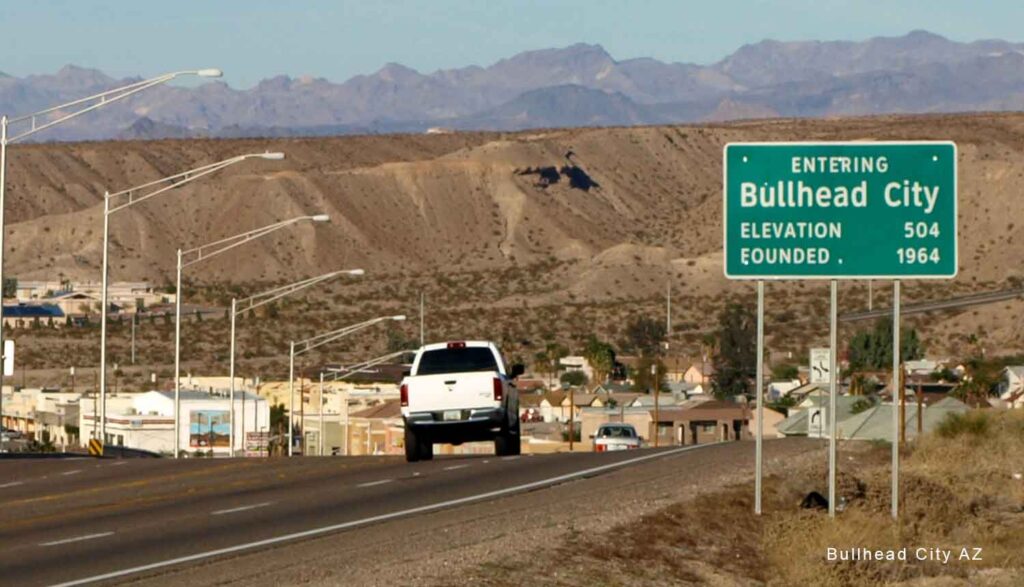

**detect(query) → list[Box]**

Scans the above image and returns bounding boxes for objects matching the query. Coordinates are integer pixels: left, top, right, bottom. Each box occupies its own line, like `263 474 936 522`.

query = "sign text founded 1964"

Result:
723 142 957 279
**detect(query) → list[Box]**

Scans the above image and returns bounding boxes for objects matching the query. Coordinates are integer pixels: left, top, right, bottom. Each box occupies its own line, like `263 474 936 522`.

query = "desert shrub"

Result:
935 410 991 439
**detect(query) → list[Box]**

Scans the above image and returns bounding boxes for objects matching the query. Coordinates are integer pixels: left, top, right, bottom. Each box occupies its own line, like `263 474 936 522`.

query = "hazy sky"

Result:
1 1 1020 88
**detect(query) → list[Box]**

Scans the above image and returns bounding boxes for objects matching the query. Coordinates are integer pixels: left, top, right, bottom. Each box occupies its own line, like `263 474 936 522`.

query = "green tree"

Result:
848 317 924 370
582 335 615 384
631 357 667 393
559 370 587 386
624 316 666 357
711 303 756 399
2 277 16 298
772 363 799 380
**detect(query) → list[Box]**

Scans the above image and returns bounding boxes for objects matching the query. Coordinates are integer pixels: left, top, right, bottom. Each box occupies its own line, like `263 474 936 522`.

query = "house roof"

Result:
2 304 65 318
519 394 545 408
777 395 864 436
838 399 969 441
350 399 402 420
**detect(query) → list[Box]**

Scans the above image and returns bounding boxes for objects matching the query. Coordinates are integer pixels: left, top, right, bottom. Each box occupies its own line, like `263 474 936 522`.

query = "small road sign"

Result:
724 142 957 279
88 438 104 457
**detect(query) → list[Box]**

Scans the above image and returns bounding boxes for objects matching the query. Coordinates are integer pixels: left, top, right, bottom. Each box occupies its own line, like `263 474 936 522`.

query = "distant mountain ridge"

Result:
4 30 1024 140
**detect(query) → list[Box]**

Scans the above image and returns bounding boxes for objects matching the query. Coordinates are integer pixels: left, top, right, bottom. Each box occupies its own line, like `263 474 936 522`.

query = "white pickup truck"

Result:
400 341 524 462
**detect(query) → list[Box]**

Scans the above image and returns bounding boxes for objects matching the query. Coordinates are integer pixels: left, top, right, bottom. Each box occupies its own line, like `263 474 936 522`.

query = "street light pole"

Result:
228 268 363 455
229 297 237 455
289 341 296 457
174 248 183 457
319 371 325 456
287 316 407 456
99 192 110 443
103 152 286 446
173 214 330 458
0 70 222 453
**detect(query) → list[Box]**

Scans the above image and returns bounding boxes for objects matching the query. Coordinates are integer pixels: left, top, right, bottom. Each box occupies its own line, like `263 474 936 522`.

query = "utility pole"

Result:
419 291 425 347
899 365 906 446
568 390 575 451
868 280 873 312
130 314 136 365
666 281 671 335
916 381 923 437
652 363 659 448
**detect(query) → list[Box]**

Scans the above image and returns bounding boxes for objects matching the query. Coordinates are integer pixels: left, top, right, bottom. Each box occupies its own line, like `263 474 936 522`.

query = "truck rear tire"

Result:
405 426 421 463
494 419 521 457
418 436 433 461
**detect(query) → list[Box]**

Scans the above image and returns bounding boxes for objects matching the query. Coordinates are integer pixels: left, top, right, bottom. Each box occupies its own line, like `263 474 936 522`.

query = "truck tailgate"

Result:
405 372 499 412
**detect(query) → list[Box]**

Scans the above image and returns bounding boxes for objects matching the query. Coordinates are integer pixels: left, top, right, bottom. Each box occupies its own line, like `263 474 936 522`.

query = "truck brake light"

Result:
595 443 606 452
400 383 409 407
447 341 466 349
492 377 503 401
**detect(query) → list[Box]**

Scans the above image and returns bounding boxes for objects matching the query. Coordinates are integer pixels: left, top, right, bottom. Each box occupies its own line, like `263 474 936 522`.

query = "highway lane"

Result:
0 444 737 586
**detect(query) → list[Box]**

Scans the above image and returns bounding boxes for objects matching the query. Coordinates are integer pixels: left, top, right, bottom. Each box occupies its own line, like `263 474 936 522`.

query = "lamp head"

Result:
311 214 330 223
347 269 366 276
259 152 285 160
391 315 407 321
197 68 223 78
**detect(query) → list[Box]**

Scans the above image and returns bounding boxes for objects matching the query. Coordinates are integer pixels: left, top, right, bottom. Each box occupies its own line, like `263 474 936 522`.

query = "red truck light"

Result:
400 383 409 407
595 443 606 452
447 341 466 349
492 377 503 401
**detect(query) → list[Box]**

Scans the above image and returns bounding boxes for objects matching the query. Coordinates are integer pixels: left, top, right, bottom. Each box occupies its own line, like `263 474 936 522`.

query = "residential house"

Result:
559 356 594 383
749 401 787 438
2 303 65 329
682 362 715 385
345 400 404 456
776 391 867 438
837 397 970 441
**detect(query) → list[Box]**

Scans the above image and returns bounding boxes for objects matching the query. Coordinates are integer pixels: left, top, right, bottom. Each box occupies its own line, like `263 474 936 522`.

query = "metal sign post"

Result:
891 280 901 520
754 280 765 515
828 280 838 518
723 141 957 518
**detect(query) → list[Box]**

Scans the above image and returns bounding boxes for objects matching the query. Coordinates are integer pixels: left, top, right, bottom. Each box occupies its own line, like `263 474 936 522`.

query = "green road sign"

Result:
723 142 957 279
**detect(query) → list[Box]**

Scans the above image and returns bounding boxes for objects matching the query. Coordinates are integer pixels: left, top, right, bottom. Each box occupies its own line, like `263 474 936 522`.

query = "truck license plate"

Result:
443 410 461 421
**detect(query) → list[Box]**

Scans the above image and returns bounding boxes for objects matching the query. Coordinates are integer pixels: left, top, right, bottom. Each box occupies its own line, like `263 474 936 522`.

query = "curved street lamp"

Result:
173 214 331 457
287 315 405 456
97 152 285 445
0 68 221 452
228 268 364 454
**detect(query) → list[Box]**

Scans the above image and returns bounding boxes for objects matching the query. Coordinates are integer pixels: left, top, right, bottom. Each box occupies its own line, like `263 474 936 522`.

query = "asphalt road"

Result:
0 443 762 586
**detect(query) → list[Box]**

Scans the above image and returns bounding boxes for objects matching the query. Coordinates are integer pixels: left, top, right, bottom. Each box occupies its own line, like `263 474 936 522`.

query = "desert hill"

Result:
4 113 1024 367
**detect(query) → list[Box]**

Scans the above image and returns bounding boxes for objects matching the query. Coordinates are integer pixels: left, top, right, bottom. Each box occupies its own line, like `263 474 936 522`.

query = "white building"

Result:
79 389 269 456
559 356 595 382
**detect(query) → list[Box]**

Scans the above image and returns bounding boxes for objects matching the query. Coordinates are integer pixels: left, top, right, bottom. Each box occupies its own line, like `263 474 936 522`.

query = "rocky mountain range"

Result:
2 30 1024 140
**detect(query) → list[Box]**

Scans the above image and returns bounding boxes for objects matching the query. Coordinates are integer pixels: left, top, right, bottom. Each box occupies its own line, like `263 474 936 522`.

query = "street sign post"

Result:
724 142 957 279
724 141 958 521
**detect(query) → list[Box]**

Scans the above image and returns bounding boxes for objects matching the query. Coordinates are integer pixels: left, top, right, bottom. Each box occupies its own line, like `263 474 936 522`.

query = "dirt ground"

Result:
459 410 1024 587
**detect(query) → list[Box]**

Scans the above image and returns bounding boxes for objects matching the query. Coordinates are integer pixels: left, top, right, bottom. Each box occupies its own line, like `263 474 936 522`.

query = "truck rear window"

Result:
416 347 499 376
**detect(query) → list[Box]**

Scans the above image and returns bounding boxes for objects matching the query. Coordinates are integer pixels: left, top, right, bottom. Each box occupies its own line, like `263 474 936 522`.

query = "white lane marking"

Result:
501 456 520 461
40 532 114 547
61 470 83 476
0 481 24 488
212 502 273 516
51 444 718 587
482 460 490 464
356 479 393 488
110 461 127 466
412 472 421 477
443 464 470 471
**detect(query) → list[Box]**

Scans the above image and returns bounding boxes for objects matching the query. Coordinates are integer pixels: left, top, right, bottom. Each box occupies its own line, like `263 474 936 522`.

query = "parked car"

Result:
591 423 641 452
400 340 524 462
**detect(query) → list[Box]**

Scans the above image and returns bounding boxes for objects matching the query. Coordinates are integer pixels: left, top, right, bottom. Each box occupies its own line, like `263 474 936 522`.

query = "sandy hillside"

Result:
4 114 1024 361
